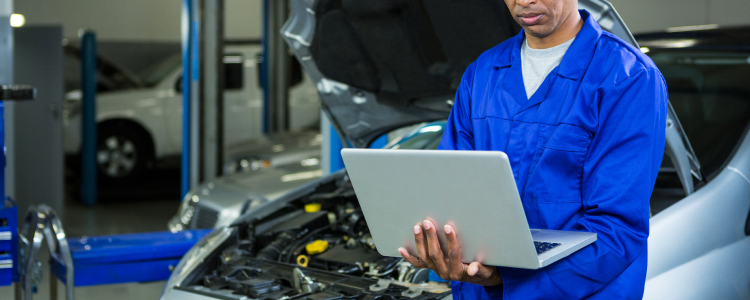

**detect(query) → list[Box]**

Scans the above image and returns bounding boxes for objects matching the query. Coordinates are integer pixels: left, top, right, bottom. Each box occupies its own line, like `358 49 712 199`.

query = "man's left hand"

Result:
398 220 503 286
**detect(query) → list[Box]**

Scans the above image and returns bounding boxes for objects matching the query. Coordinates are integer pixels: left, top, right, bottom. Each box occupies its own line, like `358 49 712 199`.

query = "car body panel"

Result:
168 166 324 232
222 129 322 175
170 122 446 233
648 166 750 279
644 237 750 300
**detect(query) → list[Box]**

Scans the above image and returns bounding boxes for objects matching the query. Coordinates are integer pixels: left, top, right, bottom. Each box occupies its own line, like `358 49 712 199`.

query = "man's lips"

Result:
519 13 544 26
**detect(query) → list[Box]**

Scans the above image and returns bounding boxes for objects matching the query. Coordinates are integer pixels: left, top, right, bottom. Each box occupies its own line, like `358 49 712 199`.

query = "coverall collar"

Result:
493 9 602 81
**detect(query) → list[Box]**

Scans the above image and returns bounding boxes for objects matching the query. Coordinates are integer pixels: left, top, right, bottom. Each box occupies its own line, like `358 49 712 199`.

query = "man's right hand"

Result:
399 220 502 287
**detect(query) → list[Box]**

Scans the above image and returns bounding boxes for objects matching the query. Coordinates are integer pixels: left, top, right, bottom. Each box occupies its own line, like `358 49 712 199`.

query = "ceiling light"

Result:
10 14 25 27
666 24 719 33
640 47 650 54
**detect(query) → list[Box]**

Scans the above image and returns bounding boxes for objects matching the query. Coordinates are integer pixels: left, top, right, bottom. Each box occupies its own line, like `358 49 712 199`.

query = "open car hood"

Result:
282 0 634 147
282 0 701 192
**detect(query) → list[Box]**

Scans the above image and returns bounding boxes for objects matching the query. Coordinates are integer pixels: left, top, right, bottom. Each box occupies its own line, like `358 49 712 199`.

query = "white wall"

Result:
609 0 750 34
13 0 262 41
12 0 750 41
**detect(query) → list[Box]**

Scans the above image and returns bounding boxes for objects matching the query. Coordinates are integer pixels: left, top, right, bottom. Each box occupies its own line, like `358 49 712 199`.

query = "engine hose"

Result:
256 231 296 261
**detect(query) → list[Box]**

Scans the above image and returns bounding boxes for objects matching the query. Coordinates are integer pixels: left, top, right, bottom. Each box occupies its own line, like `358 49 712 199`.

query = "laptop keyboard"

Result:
534 242 562 255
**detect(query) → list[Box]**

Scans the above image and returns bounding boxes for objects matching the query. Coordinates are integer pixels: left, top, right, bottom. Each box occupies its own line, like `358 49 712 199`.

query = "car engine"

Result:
176 174 452 300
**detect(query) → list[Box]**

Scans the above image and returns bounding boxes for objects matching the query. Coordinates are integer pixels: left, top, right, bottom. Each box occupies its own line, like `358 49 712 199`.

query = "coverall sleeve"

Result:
487 69 668 299
438 63 476 151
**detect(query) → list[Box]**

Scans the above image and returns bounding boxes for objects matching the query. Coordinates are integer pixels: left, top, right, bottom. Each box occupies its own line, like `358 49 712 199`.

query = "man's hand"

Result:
399 220 502 287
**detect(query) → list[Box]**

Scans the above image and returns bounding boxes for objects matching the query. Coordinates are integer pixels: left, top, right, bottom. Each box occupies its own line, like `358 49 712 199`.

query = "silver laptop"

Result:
341 149 596 270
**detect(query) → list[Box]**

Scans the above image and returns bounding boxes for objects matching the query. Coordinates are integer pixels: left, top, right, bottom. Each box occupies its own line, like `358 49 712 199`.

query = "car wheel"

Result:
96 124 153 182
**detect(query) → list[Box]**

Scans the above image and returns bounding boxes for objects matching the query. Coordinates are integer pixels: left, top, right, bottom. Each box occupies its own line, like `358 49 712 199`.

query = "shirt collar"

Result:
493 9 602 81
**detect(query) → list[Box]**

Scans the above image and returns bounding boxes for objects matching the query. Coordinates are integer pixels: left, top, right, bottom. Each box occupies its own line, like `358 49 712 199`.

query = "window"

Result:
650 50 750 179
223 55 244 90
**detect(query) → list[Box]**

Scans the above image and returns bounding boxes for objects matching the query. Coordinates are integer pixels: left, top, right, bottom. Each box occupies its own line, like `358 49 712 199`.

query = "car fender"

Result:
648 132 750 279
644 237 750 300
96 91 174 158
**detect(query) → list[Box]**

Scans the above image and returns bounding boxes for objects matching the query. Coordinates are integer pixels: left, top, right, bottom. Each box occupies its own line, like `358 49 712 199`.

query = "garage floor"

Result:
0 171 183 300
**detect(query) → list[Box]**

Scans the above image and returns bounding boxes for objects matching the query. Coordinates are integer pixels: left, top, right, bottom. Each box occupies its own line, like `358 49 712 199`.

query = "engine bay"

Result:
178 174 452 300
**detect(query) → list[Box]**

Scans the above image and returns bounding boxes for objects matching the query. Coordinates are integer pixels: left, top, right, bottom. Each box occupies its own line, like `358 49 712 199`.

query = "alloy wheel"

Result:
97 135 138 178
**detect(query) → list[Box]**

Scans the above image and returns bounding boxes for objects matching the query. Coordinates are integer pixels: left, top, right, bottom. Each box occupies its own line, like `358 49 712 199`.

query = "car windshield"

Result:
389 122 446 150
138 53 182 87
64 47 141 93
649 49 750 178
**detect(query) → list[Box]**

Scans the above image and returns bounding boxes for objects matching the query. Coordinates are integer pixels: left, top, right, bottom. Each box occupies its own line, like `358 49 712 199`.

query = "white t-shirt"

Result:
521 37 575 99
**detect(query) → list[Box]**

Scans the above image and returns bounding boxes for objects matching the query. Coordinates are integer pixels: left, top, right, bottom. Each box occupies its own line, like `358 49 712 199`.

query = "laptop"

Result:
341 149 596 270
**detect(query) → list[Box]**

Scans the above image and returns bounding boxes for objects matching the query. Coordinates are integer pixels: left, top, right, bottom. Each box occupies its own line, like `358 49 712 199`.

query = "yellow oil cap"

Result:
297 255 309 267
305 240 329 255
305 203 322 213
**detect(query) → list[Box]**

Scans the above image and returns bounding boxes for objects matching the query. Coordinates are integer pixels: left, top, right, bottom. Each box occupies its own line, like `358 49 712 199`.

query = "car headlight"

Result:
161 227 236 299
180 195 200 224
169 193 201 233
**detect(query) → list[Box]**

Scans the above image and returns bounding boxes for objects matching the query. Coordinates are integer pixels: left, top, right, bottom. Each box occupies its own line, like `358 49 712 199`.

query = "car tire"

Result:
96 122 154 183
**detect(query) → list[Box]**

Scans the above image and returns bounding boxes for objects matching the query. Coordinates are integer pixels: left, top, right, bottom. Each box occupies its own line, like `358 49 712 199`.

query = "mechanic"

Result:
398 0 668 299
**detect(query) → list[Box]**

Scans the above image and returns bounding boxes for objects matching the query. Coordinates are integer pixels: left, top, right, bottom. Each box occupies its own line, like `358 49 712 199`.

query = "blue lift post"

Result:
80 31 98 206
261 0 270 134
0 85 38 286
0 199 18 286
181 0 201 198
0 99 16 286
181 0 192 198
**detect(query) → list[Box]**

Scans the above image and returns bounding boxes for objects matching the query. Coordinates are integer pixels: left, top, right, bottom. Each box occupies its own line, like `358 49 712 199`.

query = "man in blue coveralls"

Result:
398 0 668 299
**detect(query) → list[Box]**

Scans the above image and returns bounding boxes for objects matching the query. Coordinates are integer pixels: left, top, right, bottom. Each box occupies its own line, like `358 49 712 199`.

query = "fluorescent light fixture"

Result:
666 24 719 33
640 47 650 54
223 56 243 64
10 14 25 27
667 39 698 48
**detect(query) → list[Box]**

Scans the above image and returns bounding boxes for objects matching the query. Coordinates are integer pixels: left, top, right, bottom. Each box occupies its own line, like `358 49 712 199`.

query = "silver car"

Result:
161 1 750 299
168 121 445 232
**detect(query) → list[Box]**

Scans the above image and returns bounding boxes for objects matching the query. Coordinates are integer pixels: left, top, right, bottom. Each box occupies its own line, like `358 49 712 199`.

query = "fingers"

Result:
466 262 480 276
423 220 449 277
399 247 428 268
414 224 437 270
444 224 467 281
467 262 496 279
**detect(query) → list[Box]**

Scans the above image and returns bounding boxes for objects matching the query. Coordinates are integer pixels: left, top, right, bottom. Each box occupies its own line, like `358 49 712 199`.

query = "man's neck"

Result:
525 11 584 49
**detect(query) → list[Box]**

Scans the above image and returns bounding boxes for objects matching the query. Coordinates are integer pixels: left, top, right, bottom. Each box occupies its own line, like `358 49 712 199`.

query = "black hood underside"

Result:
310 0 520 107
283 0 636 147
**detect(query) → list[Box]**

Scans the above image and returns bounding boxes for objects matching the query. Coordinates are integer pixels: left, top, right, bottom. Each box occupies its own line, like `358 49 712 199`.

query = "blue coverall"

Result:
438 10 668 299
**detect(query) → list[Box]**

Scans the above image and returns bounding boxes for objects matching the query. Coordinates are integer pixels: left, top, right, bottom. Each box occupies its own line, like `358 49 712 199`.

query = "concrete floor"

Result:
0 172 183 300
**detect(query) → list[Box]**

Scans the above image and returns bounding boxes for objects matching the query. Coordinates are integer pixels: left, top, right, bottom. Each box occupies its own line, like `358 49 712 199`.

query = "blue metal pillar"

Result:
260 0 270 134
81 31 98 206
321 113 345 174
0 101 4 200
181 0 195 198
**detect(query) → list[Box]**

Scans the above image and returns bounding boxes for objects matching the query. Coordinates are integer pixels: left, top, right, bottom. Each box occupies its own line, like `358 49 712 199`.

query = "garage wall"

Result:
608 0 750 34
12 0 750 41
13 0 262 41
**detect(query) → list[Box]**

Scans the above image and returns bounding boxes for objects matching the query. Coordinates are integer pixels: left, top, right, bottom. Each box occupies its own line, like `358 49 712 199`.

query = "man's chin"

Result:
523 27 554 39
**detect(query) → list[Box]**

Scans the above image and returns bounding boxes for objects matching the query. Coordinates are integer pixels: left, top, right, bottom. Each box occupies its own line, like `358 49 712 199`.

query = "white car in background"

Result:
63 42 320 182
